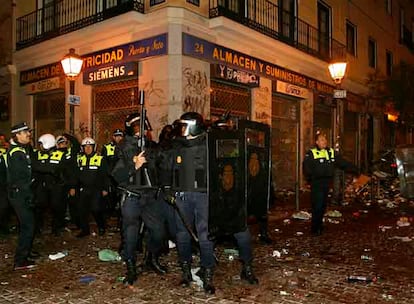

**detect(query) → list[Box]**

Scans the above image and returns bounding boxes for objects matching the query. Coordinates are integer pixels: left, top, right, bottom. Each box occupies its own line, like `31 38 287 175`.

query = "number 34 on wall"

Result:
194 43 204 55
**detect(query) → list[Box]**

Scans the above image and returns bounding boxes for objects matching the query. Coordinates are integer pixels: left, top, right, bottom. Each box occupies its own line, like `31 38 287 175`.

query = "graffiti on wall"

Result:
142 79 167 139
182 67 209 118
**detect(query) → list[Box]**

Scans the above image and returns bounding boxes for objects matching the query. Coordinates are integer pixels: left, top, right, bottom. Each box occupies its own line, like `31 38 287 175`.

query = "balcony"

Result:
16 0 144 50
209 0 346 62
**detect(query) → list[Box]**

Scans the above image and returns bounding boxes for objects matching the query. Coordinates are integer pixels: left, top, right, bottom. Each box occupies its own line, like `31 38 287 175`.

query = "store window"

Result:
150 0 165 6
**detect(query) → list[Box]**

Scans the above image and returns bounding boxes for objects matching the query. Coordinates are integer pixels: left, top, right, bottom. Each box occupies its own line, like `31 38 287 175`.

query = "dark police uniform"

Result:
101 130 123 217
170 112 216 294
112 133 166 285
303 146 356 235
0 147 10 235
77 149 110 236
6 123 35 269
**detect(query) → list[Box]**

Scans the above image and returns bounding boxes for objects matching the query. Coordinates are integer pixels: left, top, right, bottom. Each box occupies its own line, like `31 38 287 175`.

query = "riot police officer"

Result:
101 129 124 218
112 113 167 286
6 122 36 270
76 137 110 237
170 112 216 294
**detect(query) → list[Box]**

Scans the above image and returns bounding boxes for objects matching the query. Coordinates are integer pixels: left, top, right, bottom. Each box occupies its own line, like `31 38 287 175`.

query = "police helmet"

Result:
81 137 96 152
178 112 205 137
124 113 151 136
38 133 56 150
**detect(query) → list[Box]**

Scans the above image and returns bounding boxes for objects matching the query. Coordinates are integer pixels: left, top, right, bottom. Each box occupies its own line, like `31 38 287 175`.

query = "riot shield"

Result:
395 145 414 198
208 129 246 238
238 120 271 219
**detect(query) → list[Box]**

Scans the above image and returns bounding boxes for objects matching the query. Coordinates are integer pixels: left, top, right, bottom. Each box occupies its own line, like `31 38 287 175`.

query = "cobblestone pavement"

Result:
0 196 413 304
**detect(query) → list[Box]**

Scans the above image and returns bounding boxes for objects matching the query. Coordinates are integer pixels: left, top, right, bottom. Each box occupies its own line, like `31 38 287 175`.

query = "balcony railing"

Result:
209 0 346 62
16 0 144 50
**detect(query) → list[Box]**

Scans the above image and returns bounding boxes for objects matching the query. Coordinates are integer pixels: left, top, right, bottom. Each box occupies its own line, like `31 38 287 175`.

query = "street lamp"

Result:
61 48 83 134
328 61 347 205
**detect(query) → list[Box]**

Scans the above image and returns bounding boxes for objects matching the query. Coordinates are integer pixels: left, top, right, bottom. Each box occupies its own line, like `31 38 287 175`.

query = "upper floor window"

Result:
150 0 165 6
187 0 200 6
400 7 405 41
346 20 357 56
368 38 377 68
385 0 392 15
386 50 393 76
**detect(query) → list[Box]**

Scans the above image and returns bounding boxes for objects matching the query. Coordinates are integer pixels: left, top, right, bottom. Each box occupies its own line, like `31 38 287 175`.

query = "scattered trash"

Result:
272 250 281 258
325 210 342 218
283 219 291 225
274 228 280 232
21 274 32 278
283 270 294 277
389 236 412 242
379 225 393 232
0 282 9 285
292 211 311 220
191 267 203 291
386 201 397 208
361 255 374 261
397 217 411 227
352 212 360 218
301 252 310 257
48 250 68 260
92 232 97 237
346 275 376 283
116 276 125 283
296 232 304 236
280 290 290 296
4 254 8 259
381 294 394 301
79 275 96 284
364 248 371 252
282 249 289 255
98 249 121 262
168 240 176 249
327 218 340 224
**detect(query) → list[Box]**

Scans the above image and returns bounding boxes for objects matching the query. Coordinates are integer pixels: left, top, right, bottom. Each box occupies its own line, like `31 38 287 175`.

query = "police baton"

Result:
163 190 199 243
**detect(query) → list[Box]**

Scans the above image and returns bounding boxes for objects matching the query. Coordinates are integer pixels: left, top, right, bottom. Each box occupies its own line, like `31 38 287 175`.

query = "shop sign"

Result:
82 33 167 73
20 62 63 86
26 76 64 94
83 62 137 84
183 33 336 95
276 81 309 99
211 64 259 87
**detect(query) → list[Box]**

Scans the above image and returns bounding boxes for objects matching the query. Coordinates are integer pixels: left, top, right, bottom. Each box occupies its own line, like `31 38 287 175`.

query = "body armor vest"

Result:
173 139 207 192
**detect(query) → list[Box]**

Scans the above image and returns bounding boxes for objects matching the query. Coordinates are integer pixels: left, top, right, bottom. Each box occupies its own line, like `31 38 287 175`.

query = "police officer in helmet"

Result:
76 137 110 238
170 112 216 294
112 112 167 286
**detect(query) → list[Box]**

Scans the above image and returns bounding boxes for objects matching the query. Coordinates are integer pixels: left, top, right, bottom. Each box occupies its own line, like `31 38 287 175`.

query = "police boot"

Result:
200 267 215 294
258 217 272 245
123 259 137 286
146 252 167 275
180 261 193 287
241 263 259 285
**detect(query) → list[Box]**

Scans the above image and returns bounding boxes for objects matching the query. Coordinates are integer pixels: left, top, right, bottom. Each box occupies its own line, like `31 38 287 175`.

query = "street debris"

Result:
346 275 376 283
397 217 411 227
325 210 342 217
389 236 413 242
292 211 311 220
379 225 393 232
48 251 68 260
79 275 96 284
98 249 121 262
361 255 374 261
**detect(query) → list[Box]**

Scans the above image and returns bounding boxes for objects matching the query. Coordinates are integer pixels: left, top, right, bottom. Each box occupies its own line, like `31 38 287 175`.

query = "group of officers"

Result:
0 111 265 294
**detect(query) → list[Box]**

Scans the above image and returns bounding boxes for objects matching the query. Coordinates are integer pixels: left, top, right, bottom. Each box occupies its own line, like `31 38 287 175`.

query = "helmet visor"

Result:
177 119 196 137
